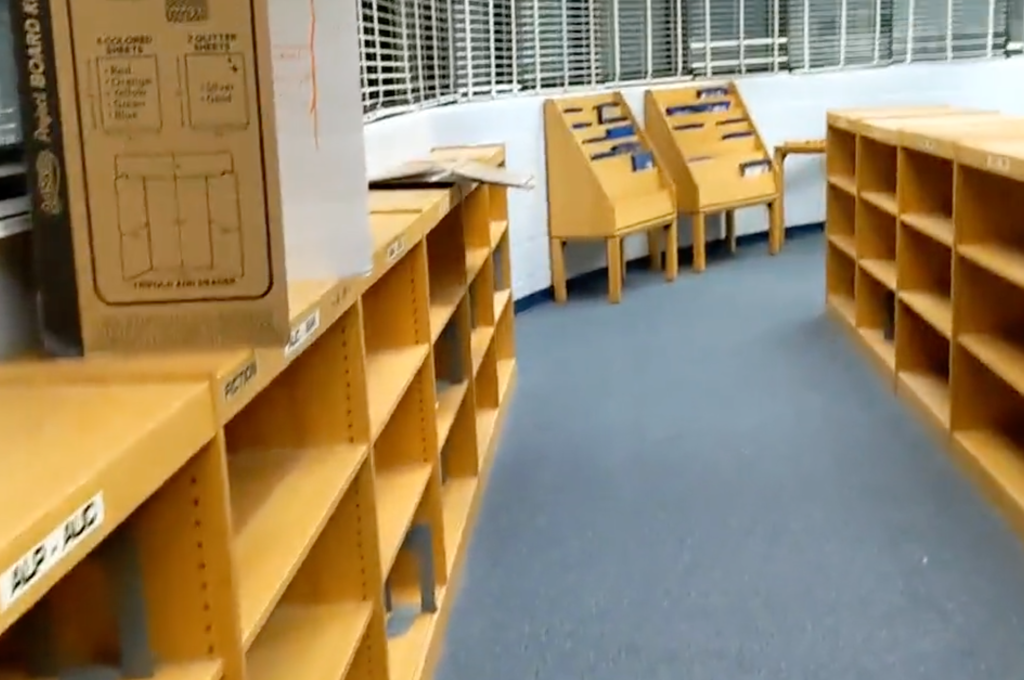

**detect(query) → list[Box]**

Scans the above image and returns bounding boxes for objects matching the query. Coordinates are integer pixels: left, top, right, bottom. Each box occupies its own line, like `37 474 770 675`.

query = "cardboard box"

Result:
10 0 371 355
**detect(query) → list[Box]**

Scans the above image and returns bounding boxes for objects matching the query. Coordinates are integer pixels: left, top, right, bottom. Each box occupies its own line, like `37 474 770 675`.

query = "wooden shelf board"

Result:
859 258 897 290
860 190 898 215
897 371 951 430
387 590 442 680
0 276 365 426
230 444 368 648
493 289 512 320
476 408 500 468
247 602 371 680
900 290 952 338
0 660 225 680
436 381 470 448
960 333 1024 398
471 327 495 375
0 382 215 635
497 358 515 402
377 463 433 576
953 430 1024 533
828 233 856 259
386 359 515 680
959 243 1024 292
467 247 489 281
490 219 508 247
827 174 856 195
429 287 465 344
367 345 430 441
858 327 896 373
901 212 953 247
827 294 856 326
441 477 478 575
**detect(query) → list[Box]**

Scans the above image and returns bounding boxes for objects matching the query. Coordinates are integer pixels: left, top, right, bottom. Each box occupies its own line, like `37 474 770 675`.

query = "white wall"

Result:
364 59 1024 299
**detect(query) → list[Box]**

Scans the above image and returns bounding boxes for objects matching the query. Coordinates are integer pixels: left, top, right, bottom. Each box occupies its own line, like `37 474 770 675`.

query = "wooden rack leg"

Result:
725 211 737 254
771 147 787 256
769 198 784 255
606 236 623 304
664 221 679 282
692 213 707 273
647 230 662 271
550 238 568 303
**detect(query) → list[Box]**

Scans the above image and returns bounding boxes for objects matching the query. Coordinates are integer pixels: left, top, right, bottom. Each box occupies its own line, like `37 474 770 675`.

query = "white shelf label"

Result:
284 309 321 359
223 359 258 401
0 493 105 610
921 140 936 152
987 154 1011 173
387 236 406 263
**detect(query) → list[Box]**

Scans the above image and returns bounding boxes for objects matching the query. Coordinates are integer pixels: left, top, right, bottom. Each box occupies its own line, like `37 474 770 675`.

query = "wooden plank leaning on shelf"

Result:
544 92 678 304
644 82 781 271
772 139 824 251
824 109 1024 556
0 144 519 680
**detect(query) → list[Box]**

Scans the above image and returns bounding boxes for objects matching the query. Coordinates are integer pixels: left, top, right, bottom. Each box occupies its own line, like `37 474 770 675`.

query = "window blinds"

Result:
359 0 1021 118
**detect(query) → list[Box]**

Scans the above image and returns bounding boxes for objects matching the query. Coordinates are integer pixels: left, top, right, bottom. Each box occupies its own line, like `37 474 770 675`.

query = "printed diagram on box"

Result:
96 55 163 132
91 51 252 133
115 153 244 284
183 53 251 130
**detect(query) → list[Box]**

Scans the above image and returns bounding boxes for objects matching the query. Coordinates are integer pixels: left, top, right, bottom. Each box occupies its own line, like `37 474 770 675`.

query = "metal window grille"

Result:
360 0 1023 119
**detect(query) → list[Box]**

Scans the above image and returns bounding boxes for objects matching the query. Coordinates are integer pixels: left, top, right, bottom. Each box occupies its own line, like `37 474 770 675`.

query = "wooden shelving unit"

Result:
644 82 782 271
825 106 984 374
0 146 517 680
951 137 1024 524
544 92 678 304
825 108 1024 542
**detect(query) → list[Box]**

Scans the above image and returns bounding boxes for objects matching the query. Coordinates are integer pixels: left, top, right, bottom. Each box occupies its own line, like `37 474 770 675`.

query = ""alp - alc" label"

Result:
0 493 105 610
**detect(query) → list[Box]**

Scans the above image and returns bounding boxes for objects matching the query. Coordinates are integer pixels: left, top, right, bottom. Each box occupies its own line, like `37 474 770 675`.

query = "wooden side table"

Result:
773 139 826 251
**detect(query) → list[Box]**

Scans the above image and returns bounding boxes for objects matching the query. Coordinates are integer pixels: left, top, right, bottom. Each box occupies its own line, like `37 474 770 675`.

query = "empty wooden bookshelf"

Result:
0 145 518 680
825 107 1024 550
824 105 984 374
544 92 679 303
644 82 781 271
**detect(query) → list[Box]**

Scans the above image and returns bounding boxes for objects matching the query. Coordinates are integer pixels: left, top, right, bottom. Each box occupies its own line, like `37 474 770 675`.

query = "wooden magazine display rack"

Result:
543 92 678 304
825 107 1024 546
644 82 781 270
0 146 517 680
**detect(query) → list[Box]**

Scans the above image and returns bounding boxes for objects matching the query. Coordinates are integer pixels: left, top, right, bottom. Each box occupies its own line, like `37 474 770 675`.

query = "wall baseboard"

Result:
513 221 825 315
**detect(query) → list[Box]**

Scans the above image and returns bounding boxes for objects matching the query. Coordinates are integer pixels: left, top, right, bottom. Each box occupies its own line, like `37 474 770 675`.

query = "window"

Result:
452 0 516 97
788 0 894 69
609 0 687 82
892 0 1007 62
514 0 610 89
689 0 787 75
360 0 456 116
788 0 1008 71
358 0 1022 118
